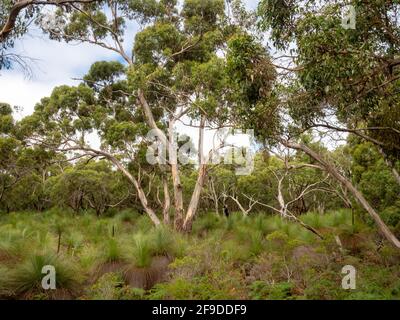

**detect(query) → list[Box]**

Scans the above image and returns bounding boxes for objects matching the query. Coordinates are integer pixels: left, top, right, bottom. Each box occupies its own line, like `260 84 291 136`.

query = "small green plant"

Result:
86 272 146 300
87 272 124 300
253 215 269 235
192 213 222 235
132 233 152 268
249 231 264 257
133 215 154 233
301 212 323 229
102 238 124 263
150 227 174 256
87 272 148 300
250 281 294 300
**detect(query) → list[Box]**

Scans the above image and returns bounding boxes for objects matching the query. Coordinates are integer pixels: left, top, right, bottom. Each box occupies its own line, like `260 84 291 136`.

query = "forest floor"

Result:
0 209 399 300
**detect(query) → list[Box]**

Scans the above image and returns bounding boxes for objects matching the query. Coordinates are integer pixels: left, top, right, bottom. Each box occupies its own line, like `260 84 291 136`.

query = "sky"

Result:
0 0 260 154
0 1 258 118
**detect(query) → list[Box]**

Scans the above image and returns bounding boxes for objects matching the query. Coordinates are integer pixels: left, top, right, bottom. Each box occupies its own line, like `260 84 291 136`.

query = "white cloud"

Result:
0 2 259 152
0 73 52 118
0 1 258 116
244 0 259 10
0 27 126 118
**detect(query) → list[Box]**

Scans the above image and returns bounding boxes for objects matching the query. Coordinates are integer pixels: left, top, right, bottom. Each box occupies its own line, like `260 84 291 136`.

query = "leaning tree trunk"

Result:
73 145 163 227
183 164 208 232
111 158 161 226
283 140 400 249
182 116 207 232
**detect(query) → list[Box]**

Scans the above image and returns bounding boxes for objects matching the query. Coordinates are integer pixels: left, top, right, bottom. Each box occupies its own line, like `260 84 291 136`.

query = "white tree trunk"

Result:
183 116 207 231
183 164 208 231
168 117 185 230
162 177 171 225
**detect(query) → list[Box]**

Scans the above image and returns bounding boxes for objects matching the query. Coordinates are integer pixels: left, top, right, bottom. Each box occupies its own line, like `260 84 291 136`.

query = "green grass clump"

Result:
102 238 125 263
220 240 250 262
253 215 270 236
301 212 323 229
9 253 81 298
249 231 265 257
0 209 398 300
148 269 245 300
132 233 153 268
192 213 222 235
0 265 12 297
149 227 175 256
129 227 179 268
64 231 84 255
133 215 154 233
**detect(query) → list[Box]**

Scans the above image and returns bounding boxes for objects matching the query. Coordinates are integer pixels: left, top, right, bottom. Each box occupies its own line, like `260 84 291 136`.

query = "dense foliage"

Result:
1 0 400 300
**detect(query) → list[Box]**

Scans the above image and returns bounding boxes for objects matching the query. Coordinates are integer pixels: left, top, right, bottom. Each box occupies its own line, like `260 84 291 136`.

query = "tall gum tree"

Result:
246 0 400 248
21 0 262 232
258 0 400 184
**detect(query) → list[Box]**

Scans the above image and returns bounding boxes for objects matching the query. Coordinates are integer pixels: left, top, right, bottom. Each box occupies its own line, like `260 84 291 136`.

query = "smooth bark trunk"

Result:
183 164 208 231
183 117 207 231
168 118 185 230
162 177 171 225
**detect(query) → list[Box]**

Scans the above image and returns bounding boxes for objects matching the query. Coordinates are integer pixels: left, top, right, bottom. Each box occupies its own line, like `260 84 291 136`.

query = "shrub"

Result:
133 215 154 233
253 215 270 236
64 231 84 255
381 206 400 227
86 272 146 300
149 271 245 300
329 210 351 228
301 212 323 229
302 269 343 300
250 281 294 300
220 240 249 262
87 272 125 300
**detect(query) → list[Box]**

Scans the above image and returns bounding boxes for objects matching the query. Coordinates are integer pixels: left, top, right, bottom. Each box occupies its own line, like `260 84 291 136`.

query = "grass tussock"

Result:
0 209 399 300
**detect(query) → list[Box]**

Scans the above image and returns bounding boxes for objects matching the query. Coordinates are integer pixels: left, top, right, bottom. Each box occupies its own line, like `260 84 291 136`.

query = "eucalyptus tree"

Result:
249 0 400 248
45 160 131 215
0 103 20 206
21 0 263 231
0 103 56 212
258 0 400 183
